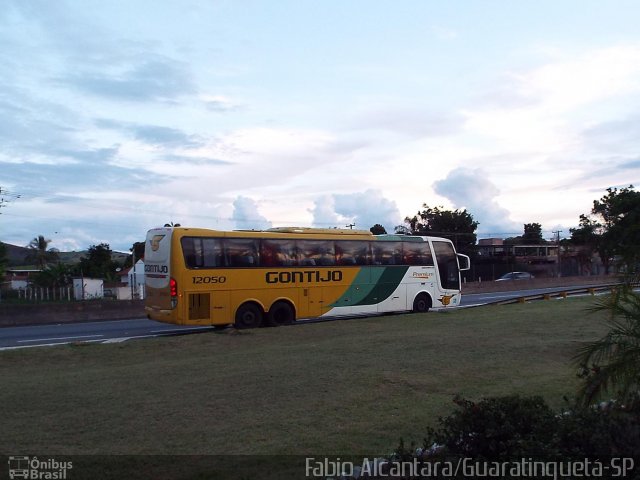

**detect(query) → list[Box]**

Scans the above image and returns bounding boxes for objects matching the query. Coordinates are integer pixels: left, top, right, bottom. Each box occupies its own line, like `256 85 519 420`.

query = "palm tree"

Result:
574 278 640 406
26 235 58 268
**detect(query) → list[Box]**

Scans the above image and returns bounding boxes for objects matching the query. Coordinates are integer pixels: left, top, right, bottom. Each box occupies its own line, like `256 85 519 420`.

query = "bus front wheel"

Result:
412 293 431 313
267 301 295 327
235 303 263 329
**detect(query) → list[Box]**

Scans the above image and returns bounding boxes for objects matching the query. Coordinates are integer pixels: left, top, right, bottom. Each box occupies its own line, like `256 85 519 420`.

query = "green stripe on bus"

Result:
355 266 409 306
330 266 409 307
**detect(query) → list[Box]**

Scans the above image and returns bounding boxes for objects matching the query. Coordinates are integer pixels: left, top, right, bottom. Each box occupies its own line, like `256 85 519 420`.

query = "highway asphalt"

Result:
0 286 593 350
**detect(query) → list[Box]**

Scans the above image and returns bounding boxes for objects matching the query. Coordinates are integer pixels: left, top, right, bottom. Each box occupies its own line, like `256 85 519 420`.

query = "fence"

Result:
1 286 75 303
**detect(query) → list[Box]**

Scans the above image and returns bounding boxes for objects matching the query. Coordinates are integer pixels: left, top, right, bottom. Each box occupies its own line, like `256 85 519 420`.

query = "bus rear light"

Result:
170 278 178 308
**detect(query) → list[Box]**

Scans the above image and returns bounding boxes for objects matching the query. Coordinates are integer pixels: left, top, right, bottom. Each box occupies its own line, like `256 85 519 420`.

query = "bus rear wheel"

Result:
267 301 295 327
235 303 263 329
412 293 431 313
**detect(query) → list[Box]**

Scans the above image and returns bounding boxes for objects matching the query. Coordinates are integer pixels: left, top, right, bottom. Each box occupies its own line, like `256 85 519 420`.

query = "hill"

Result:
1 242 130 268
3 243 30 267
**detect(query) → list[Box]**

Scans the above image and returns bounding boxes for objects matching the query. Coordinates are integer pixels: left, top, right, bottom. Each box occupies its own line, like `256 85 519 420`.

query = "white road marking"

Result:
17 334 104 343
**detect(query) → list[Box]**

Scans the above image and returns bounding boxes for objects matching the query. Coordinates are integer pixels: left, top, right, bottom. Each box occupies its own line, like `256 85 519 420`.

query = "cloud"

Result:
620 159 640 170
476 45 640 115
96 119 203 147
433 168 519 236
464 45 640 154
231 196 272 230
62 56 196 102
200 95 242 112
581 115 640 152
309 196 341 227
351 108 464 138
0 160 169 200
311 190 402 232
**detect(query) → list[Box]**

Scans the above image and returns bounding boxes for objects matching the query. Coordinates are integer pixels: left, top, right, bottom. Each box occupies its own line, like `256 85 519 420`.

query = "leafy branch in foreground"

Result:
574 279 640 406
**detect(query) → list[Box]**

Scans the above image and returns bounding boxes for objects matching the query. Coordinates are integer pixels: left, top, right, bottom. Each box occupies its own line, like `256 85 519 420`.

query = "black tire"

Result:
234 303 263 329
412 293 431 313
267 301 295 327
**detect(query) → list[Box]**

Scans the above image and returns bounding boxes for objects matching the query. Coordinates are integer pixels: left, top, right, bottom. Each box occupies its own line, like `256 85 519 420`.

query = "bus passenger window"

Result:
181 237 223 268
224 238 260 268
298 240 335 266
403 242 433 266
336 241 370 265
202 238 222 267
261 239 297 266
373 242 402 265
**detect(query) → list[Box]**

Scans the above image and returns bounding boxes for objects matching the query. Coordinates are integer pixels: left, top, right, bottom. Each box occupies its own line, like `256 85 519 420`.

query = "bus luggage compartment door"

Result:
188 292 211 324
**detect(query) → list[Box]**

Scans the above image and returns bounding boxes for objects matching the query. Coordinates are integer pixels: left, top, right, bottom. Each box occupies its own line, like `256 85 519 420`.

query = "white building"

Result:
72 278 104 300
119 259 145 299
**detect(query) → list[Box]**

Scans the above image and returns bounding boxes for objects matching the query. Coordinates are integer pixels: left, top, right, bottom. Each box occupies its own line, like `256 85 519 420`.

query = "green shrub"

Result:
423 395 558 458
403 395 640 460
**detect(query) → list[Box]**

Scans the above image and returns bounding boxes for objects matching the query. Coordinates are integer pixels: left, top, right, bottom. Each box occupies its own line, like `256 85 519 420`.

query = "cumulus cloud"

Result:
311 190 402 232
231 196 272 230
309 196 341 227
433 168 519 236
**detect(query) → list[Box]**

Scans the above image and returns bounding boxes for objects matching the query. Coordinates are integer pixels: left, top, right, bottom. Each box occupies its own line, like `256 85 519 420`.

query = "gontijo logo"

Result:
149 234 165 252
438 294 456 306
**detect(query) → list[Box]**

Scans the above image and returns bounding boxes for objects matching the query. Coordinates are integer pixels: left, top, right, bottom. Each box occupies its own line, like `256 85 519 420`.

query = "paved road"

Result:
460 286 591 307
0 286 593 350
0 319 214 350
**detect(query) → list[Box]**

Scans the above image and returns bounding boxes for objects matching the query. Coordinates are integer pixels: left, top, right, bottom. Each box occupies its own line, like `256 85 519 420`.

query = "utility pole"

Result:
346 223 355 230
553 230 562 277
131 247 137 300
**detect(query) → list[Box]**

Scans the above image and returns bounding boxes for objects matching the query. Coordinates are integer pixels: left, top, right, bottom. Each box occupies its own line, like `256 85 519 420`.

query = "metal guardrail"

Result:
489 283 625 306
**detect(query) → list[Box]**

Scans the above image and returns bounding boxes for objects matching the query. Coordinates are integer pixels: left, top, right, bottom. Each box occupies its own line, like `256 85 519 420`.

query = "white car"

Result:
496 272 535 281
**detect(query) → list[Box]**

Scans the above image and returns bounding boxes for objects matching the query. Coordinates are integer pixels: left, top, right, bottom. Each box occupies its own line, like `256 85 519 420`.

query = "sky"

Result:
1 0 639 252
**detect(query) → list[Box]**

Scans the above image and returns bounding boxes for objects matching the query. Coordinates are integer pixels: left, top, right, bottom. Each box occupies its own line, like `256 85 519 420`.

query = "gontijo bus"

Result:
144 226 470 328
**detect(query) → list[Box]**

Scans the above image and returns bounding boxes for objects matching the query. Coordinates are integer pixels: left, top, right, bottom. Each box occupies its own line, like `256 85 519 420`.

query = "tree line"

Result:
1 186 638 285
0 238 143 289
385 185 639 274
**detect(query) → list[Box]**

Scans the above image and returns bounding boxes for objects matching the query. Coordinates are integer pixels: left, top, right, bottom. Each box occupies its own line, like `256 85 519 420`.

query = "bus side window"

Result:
373 242 402 265
421 244 434 266
202 238 222 267
403 242 433 266
336 241 370 265
261 239 297 266
181 237 202 268
224 238 260 268
298 240 335 266
181 237 223 268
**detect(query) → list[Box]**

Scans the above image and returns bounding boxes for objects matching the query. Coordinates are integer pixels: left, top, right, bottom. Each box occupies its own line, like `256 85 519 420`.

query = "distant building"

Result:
72 278 104 300
119 259 145 299
478 239 558 263
3 269 42 289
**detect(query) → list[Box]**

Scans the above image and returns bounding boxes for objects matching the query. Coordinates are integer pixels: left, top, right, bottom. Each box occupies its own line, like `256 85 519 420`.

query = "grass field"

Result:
0 297 610 458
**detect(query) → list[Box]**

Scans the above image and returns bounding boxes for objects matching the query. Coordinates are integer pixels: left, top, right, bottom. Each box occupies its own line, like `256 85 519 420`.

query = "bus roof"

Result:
265 227 373 235
151 226 450 243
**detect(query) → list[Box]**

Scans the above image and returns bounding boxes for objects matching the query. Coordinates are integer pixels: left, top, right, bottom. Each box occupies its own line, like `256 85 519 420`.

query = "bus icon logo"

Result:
149 235 165 252
8 456 30 479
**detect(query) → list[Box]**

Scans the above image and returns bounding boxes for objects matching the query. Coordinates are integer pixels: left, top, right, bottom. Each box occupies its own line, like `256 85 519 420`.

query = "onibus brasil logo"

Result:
8 456 72 479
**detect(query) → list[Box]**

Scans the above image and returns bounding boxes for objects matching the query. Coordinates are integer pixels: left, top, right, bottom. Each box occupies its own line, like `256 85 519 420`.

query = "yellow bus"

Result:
144 226 470 328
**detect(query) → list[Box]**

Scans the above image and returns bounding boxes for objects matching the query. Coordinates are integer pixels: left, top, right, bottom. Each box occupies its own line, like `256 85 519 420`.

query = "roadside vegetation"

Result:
0 297 615 456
